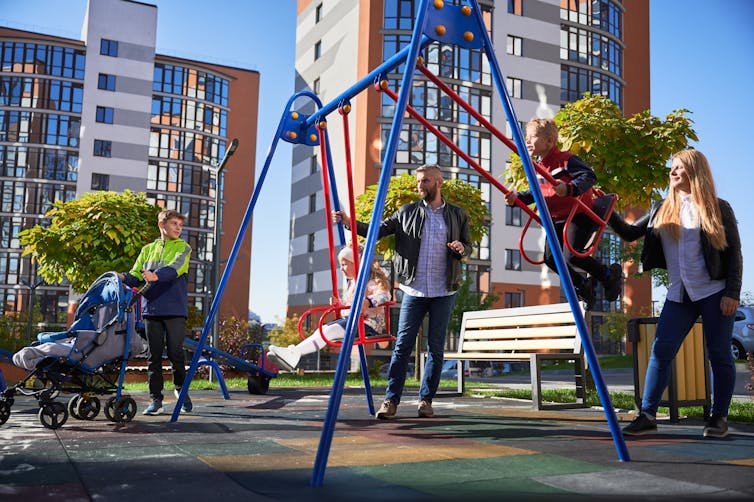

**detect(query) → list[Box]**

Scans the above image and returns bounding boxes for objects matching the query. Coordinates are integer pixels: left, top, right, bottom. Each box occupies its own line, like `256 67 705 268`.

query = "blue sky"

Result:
2 0 752 322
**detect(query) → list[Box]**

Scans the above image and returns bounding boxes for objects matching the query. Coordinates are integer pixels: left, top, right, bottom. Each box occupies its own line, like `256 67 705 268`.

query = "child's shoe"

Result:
603 263 623 302
267 345 301 371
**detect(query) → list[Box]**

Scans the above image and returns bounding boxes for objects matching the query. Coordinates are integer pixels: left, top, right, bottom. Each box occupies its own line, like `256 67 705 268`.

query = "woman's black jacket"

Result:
608 198 742 300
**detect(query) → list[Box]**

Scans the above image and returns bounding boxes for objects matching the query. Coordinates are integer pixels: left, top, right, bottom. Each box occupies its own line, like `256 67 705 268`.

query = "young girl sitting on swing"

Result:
267 245 392 371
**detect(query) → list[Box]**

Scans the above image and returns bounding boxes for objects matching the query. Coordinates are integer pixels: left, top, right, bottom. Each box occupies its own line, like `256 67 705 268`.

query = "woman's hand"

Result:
720 296 739 317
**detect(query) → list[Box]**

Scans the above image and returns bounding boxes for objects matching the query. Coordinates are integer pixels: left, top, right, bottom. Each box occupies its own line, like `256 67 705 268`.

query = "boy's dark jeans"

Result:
144 316 187 402
544 214 607 287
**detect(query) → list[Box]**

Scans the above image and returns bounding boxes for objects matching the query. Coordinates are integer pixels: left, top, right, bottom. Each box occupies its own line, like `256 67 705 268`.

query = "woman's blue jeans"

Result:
641 289 735 418
385 293 456 405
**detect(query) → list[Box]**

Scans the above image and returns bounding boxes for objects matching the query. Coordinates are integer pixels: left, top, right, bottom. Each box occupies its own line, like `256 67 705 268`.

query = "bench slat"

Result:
443 352 580 360
461 325 578 340
462 338 577 352
464 311 576 329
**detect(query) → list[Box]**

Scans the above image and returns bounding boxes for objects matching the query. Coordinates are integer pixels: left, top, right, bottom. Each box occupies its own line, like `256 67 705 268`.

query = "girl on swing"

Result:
267 245 392 371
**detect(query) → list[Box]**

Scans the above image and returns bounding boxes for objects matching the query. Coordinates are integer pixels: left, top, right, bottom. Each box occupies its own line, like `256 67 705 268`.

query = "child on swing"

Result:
504 118 622 309
267 245 391 371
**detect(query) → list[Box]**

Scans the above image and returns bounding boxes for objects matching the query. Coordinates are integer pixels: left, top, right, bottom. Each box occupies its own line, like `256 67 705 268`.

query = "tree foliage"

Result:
18 190 160 293
353 173 490 257
267 314 302 348
505 94 697 210
447 275 499 337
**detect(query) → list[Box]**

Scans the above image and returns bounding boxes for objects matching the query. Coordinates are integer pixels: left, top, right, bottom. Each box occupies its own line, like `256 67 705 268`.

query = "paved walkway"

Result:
1 381 753 501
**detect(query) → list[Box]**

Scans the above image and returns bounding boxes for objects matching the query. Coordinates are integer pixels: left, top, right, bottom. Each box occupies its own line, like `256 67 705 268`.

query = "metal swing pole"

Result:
171 92 305 423
467 0 630 461
310 0 432 486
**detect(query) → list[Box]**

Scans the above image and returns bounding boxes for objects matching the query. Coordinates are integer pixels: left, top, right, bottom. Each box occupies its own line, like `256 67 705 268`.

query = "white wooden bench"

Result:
429 302 588 410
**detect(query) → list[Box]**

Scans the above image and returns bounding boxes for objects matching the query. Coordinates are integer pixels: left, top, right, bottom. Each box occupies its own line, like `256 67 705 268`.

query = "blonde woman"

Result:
610 149 742 438
267 246 391 371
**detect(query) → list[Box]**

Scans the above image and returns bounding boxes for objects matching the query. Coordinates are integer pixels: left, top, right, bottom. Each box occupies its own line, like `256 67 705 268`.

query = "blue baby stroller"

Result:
0 271 146 429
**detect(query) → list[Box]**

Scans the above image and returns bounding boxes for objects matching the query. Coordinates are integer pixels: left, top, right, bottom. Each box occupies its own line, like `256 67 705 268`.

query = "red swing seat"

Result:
297 301 396 348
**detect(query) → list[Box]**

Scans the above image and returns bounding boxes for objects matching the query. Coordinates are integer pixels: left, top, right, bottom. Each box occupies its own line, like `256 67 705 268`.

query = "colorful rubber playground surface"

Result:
2 386 753 500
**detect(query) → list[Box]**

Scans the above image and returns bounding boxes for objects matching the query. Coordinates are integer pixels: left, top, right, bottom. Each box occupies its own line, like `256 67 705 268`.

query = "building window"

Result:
309 193 317 213
506 77 522 98
315 3 323 22
508 0 522 15
505 249 521 271
97 73 116 91
95 106 114 124
93 139 112 158
313 77 320 95
307 233 315 253
504 292 522 308
506 35 522 56
306 273 314 293
91 173 110 191
100 39 118 57
505 205 523 226
310 155 318 175
314 41 321 61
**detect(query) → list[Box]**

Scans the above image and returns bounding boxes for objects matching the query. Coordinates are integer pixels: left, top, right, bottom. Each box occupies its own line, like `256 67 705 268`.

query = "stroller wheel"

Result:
77 396 101 420
0 399 11 426
104 396 117 421
38 401 68 429
68 395 83 420
112 396 136 423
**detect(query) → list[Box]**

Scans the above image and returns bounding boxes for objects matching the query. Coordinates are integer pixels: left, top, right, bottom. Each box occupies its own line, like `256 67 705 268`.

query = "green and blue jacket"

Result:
123 238 192 318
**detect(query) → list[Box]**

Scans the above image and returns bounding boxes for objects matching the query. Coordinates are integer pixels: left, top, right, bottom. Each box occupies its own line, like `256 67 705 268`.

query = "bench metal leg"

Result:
530 354 543 411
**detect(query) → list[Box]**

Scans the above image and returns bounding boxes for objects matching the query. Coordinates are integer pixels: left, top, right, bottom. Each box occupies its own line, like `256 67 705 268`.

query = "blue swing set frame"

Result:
172 0 631 486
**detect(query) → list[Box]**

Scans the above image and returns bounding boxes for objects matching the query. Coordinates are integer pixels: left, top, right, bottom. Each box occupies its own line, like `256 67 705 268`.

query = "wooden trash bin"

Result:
628 317 711 422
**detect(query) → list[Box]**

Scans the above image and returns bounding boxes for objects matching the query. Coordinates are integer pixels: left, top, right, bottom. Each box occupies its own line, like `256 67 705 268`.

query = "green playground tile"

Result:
179 439 293 456
354 453 609 494
65 444 189 462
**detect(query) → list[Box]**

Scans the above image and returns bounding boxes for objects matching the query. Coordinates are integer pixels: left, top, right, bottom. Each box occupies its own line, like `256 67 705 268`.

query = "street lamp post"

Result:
210 138 238 351
20 278 45 342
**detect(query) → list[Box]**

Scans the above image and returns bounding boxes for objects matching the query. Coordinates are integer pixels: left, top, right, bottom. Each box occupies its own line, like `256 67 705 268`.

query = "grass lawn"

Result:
123 354 754 424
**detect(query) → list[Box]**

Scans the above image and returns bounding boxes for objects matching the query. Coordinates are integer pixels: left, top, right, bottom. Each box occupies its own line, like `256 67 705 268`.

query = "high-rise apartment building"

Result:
0 0 258 327
289 0 650 353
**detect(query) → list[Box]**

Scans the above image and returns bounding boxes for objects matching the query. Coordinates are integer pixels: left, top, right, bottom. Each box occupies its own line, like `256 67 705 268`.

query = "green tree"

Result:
447 275 499 338
267 314 302 348
505 93 697 210
18 190 160 293
354 174 490 257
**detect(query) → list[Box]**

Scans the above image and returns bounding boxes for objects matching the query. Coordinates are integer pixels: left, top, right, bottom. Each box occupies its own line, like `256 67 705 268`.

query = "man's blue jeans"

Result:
641 289 735 418
385 292 456 405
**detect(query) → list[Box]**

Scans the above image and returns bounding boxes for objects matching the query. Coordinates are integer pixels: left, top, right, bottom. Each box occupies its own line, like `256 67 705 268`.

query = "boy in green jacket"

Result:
120 209 192 415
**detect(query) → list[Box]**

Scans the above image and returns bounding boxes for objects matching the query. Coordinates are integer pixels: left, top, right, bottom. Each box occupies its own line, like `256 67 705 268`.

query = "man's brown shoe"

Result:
376 399 397 419
418 399 434 418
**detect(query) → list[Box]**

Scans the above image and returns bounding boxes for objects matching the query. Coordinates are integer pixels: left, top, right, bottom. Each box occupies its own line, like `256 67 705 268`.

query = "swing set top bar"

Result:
303 1 485 128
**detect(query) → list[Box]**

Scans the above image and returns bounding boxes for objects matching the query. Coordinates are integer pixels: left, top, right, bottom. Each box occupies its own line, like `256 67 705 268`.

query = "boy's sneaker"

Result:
603 263 623 302
577 276 597 311
417 399 434 418
143 400 163 416
622 413 657 435
703 415 729 438
174 388 193 413
376 399 397 419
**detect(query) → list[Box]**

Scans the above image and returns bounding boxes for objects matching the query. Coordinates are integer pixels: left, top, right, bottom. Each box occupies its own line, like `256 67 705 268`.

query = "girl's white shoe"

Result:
267 345 301 371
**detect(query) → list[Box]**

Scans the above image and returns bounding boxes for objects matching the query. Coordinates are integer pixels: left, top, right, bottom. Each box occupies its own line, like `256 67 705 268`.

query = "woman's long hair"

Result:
654 149 727 250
